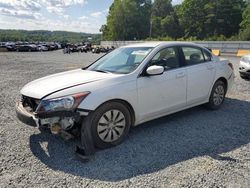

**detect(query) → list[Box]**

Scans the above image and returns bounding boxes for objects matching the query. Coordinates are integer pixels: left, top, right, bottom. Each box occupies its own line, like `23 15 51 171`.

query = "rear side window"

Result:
182 47 205 66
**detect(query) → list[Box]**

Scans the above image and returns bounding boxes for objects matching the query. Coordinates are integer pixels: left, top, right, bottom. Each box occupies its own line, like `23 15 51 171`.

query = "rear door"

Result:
181 46 216 105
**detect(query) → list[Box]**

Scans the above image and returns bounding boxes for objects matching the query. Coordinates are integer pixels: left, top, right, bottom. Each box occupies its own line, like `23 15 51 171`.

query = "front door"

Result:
137 46 187 122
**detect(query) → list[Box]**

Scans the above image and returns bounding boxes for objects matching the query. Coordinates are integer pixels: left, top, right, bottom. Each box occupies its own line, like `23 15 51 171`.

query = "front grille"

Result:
22 95 40 112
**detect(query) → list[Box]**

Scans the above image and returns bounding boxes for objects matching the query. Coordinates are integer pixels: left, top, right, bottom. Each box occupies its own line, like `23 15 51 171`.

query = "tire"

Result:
206 80 226 110
82 101 132 149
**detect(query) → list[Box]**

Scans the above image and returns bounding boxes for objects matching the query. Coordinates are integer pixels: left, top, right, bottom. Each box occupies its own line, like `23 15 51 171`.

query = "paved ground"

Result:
0 50 249 188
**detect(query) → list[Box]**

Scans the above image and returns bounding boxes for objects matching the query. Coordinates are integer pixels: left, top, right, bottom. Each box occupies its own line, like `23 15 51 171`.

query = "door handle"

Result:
176 72 185 78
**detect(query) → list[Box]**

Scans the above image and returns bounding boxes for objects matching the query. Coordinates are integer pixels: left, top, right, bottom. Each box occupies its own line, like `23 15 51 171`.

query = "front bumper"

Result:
239 70 250 76
15 102 38 127
239 61 250 75
16 101 86 127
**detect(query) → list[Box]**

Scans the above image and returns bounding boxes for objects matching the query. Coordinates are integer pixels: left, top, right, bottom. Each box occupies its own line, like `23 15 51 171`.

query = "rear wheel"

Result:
206 80 226 110
84 101 132 149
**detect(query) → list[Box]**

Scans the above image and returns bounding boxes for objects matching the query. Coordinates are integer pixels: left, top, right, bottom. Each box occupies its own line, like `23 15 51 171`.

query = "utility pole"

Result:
149 19 153 39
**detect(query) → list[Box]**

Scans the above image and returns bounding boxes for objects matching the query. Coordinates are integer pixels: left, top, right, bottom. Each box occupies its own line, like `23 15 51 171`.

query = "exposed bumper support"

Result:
36 111 81 122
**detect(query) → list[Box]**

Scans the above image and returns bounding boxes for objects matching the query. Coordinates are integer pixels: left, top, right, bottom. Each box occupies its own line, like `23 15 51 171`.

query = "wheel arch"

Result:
215 77 228 91
94 99 136 126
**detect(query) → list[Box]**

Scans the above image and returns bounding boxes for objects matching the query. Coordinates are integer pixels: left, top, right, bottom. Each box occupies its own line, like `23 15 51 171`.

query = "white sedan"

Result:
16 42 234 150
239 54 250 79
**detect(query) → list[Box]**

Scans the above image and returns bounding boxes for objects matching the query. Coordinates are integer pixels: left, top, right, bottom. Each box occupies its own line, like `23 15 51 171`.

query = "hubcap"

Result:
213 85 225 106
97 110 126 143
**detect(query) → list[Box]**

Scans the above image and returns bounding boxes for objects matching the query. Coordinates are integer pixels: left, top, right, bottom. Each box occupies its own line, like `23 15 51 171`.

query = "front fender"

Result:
78 80 138 113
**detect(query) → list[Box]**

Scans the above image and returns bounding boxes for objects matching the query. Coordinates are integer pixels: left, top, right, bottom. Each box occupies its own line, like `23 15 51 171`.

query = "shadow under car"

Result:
29 98 250 182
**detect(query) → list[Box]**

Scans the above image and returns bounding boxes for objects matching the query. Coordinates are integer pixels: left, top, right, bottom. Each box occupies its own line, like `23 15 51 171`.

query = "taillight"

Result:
228 62 234 70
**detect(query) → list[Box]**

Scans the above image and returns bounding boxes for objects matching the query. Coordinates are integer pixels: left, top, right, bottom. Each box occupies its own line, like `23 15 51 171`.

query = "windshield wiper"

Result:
93 70 111 74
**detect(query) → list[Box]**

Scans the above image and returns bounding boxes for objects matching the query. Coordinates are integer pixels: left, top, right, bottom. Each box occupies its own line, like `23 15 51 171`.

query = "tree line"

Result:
0 30 101 43
101 0 250 41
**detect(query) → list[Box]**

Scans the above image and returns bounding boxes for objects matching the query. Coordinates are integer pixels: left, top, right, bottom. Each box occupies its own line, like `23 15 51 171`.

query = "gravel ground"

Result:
0 50 249 188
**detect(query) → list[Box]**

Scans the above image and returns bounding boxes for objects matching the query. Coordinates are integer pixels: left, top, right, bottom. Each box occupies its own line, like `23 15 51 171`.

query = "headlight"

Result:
241 57 250 64
36 92 90 113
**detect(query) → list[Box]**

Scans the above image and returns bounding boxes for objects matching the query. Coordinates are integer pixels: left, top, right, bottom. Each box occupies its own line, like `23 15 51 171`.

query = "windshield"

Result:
87 47 153 74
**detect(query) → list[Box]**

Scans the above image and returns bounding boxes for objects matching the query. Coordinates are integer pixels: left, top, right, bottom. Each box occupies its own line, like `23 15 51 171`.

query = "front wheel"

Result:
83 102 132 149
206 80 226 110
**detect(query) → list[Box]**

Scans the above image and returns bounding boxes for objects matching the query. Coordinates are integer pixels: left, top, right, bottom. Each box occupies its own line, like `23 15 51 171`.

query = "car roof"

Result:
123 41 199 48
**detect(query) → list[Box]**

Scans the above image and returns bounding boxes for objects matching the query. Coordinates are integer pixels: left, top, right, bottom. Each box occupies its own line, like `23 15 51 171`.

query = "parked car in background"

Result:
47 44 57 51
55 43 61 49
16 42 234 150
6 45 17 51
0 42 6 47
77 45 88 53
37 45 49 51
17 44 38 52
5 42 16 51
0 42 7 52
92 46 101 53
84 42 92 51
239 54 250 79
0 41 62 52
91 46 113 54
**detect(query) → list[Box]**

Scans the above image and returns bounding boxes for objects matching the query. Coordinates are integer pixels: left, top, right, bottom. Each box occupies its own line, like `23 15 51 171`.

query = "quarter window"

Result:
149 47 180 70
182 47 205 66
203 50 212 62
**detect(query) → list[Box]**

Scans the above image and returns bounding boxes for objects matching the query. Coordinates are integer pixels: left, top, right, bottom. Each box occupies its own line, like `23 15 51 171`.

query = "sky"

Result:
0 0 183 34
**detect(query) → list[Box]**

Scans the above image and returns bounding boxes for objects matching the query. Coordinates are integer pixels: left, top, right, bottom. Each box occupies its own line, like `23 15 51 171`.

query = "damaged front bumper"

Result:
15 101 88 129
16 102 39 127
16 101 95 160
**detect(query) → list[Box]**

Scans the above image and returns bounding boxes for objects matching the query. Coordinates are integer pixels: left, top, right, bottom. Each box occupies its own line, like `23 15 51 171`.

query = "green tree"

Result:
239 1 250 40
179 0 244 39
102 0 152 40
0 29 101 43
151 0 182 39
152 0 173 17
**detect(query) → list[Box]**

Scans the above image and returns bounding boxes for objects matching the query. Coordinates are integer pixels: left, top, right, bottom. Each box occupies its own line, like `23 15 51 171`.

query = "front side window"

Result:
87 47 153 74
149 47 180 70
182 47 205 66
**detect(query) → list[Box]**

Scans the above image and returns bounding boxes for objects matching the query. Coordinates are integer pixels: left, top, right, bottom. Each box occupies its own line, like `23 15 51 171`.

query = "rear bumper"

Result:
15 102 38 127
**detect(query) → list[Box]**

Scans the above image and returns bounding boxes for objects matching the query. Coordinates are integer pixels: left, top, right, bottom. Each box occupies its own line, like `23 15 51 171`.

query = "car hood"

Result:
21 69 116 99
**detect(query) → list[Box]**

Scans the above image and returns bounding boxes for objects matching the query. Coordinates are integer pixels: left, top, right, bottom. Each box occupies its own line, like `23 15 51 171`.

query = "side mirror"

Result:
146 65 164 76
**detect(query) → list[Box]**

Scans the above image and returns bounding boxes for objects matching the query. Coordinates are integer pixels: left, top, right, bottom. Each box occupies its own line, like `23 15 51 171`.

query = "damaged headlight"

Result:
36 92 90 113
